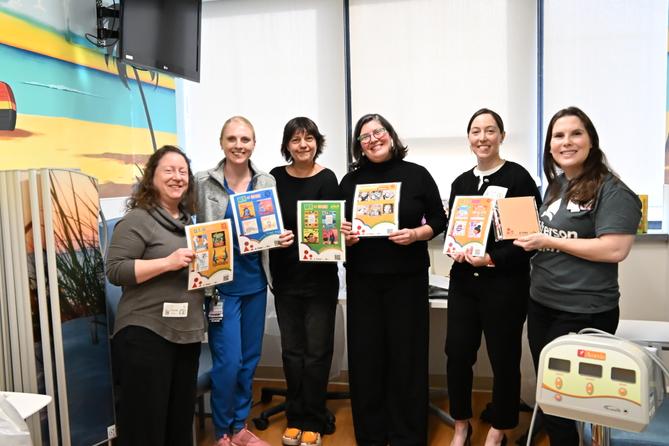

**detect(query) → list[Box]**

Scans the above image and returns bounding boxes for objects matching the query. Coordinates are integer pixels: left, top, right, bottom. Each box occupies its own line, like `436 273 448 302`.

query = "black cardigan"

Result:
448 161 542 278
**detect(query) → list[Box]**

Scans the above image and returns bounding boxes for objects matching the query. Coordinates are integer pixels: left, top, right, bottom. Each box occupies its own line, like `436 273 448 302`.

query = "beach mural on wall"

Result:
0 1 177 199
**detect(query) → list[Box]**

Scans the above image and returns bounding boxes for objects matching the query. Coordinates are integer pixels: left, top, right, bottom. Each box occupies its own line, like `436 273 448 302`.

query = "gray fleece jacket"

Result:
195 158 275 287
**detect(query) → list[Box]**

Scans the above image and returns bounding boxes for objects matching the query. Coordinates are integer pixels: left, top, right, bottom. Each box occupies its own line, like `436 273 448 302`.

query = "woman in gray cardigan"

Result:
106 145 204 446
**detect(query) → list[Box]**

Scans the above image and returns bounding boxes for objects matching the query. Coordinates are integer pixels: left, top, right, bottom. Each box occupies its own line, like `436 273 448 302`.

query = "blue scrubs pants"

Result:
208 289 267 438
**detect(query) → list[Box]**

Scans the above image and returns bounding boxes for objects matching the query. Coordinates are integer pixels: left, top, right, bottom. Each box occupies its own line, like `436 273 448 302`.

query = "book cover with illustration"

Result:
492 196 540 240
230 187 284 253
351 182 401 236
186 219 234 290
297 200 346 262
443 196 494 257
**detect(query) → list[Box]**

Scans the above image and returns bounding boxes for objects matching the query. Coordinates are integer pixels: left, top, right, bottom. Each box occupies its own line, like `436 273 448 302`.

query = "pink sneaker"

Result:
216 435 233 446
231 426 271 446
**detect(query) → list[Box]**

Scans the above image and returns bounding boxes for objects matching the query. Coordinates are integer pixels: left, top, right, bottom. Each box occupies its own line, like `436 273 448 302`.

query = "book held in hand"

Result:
186 219 234 290
492 196 540 240
351 182 401 237
443 196 494 257
230 187 284 253
297 200 346 262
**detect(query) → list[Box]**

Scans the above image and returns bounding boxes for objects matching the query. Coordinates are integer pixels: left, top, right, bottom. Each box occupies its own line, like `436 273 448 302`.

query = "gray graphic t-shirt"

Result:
530 174 641 313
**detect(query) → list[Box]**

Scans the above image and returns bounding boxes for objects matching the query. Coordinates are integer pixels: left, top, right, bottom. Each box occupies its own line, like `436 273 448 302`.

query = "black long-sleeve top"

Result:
448 160 541 279
340 158 447 275
269 166 340 295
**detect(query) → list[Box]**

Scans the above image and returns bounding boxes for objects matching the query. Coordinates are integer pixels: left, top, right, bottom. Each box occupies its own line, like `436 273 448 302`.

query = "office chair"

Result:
251 387 348 432
252 301 348 432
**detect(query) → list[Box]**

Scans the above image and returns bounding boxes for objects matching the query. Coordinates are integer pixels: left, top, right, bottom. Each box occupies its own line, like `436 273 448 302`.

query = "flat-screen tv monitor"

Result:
120 0 201 82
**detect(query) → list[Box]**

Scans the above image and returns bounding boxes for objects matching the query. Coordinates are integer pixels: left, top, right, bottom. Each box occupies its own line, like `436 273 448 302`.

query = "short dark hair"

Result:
280 117 326 162
351 113 407 168
543 106 612 206
467 108 505 134
126 145 197 215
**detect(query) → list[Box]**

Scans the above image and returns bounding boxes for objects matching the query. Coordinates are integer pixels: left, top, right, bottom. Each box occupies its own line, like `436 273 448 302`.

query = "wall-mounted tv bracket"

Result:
96 3 120 42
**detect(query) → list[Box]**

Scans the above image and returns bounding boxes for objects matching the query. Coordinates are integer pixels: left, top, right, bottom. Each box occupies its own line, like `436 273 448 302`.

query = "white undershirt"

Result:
473 161 505 190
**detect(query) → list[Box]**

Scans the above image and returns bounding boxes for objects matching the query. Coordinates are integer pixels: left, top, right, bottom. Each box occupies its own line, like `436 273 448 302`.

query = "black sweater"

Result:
448 160 541 278
269 166 340 295
340 158 447 275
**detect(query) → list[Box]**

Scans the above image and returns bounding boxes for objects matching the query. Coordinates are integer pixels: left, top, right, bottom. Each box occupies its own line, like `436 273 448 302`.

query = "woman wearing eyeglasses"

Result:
445 108 541 446
340 113 447 446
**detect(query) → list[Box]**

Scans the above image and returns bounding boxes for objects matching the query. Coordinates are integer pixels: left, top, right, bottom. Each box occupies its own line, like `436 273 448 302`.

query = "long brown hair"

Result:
543 107 614 206
126 145 197 214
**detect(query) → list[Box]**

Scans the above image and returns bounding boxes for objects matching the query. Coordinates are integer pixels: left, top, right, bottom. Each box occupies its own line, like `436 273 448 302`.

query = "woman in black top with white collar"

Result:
340 113 447 446
446 109 541 446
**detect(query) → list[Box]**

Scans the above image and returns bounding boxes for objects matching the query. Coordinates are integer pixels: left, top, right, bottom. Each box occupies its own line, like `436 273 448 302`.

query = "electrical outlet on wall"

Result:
107 425 117 439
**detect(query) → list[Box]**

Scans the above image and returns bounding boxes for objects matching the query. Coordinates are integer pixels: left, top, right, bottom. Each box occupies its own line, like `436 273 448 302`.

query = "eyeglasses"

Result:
357 127 387 144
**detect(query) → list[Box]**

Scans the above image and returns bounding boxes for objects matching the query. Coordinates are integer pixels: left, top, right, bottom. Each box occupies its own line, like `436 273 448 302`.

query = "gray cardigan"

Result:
106 207 206 344
195 158 275 288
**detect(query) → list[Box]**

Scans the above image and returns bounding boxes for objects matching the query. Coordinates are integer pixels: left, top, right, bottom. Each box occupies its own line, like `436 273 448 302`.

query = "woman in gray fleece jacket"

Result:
106 145 205 446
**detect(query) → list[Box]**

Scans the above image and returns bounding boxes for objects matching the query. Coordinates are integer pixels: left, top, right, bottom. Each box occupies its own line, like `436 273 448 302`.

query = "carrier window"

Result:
548 357 571 373
611 367 636 384
579 362 603 378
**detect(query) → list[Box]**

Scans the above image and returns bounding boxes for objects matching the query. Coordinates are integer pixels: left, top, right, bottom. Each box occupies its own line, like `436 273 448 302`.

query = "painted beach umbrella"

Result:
0 81 17 131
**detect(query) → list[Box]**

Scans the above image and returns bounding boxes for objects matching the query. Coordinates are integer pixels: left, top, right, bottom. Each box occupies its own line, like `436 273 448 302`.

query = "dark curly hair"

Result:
543 106 615 206
280 117 326 162
126 145 197 215
351 113 408 169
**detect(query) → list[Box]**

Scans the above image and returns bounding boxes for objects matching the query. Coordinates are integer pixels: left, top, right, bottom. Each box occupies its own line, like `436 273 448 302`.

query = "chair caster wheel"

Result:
252 417 269 431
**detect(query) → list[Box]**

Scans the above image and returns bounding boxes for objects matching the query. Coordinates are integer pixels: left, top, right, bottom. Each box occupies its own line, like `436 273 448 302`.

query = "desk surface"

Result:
336 273 449 309
616 320 669 345
1 391 52 419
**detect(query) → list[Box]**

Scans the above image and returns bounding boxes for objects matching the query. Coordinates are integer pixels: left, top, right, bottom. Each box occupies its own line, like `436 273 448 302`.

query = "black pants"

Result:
274 288 338 433
346 270 429 446
445 271 528 429
527 299 619 446
112 326 201 446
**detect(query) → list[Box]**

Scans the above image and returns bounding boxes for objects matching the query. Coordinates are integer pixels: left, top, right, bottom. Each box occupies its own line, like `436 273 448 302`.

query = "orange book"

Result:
493 196 540 240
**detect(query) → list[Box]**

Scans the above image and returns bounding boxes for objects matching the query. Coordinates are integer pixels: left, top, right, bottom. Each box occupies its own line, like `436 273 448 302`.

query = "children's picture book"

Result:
443 196 494 257
492 196 540 240
230 187 284 253
297 200 346 262
351 182 401 237
186 219 234 290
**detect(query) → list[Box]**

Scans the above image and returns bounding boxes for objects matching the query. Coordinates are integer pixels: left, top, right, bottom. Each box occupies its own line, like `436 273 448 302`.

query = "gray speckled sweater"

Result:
106 206 205 344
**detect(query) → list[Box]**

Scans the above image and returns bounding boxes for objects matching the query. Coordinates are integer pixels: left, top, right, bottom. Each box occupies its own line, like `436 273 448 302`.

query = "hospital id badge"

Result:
208 300 223 323
162 302 188 318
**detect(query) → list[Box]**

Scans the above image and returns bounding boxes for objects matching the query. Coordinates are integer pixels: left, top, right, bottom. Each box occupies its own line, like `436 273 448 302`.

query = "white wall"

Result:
543 0 668 221
180 0 347 179
350 0 538 198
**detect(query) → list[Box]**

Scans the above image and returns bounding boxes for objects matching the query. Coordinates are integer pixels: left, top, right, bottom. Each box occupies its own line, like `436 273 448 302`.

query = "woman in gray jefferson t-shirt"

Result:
514 107 641 446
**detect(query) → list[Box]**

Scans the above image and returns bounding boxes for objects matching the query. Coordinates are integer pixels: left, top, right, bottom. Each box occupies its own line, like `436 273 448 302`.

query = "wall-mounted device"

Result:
536 333 665 432
119 0 202 82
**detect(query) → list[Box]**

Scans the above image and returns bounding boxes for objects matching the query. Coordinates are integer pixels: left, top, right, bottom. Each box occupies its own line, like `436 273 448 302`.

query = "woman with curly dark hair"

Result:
515 107 641 445
106 145 205 446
